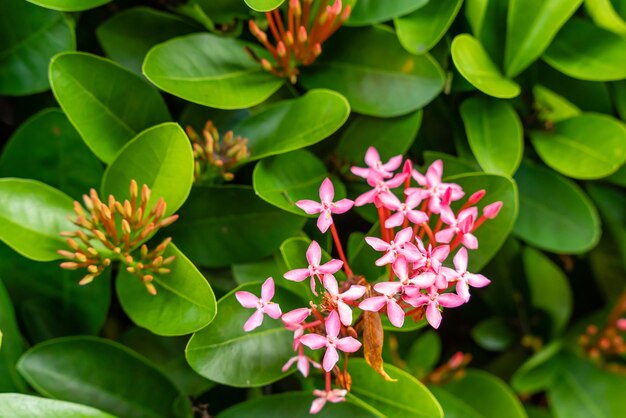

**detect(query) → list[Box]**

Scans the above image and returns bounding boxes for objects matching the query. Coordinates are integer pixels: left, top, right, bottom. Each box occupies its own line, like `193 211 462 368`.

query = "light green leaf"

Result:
529 113 626 179
504 0 582 78
513 161 601 253
116 244 216 337
143 33 284 109
460 96 523 176
451 34 520 99
533 85 581 123
0 394 116 418
244 0 285 11
50 52 171 163
585 0 626 36
0 279 26 392
25 0 110 11
346 0 429 26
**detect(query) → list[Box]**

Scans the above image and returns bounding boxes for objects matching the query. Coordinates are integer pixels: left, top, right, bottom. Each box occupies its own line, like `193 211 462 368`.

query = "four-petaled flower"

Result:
379 192 428 228
323 275 366 326
407 160 464 214
235 277 282 331
441 248 490 301
296 178 354 233
354 171 407 207
282 353 321 378
403 286 465 329
284 240 343 295
310 389 348 414
351 147 403 181
435 206 478 249
359 281 405 327
365 227 420 266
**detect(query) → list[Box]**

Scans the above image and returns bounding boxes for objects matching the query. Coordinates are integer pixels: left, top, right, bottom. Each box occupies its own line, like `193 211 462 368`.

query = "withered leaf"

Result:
362 309 397 382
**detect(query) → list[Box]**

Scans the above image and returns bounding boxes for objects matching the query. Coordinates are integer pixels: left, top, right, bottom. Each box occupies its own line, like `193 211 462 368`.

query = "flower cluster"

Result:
247 0 351 83
186 120 249 182
580 294 626 370
58 180 178 295
236 147 502 413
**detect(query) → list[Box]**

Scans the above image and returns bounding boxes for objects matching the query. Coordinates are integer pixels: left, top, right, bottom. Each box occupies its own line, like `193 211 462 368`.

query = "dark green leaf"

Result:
346 0 429 26
0 394 116 418
0 279 26 392
25 0 110 11
471 317 515 351
406 331 441 379
511 341 564 394
50 52 171 163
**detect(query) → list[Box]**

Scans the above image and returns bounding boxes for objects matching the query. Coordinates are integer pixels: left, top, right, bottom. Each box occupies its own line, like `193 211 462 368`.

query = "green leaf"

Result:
513 160 601 253
0 0 74 95
50 52 171 163
395 0 464 54
25 0 111 11
168 185 305 267
504 0 583 78
0 394 116 418
96 7 198 75
300 27 445 117
471 317 515 351
0 179 74 261
522 247 572 336
585 0 626 36
464 0 509 68
614 80 626 121
143 33 284 109
529 113 626 179
253 150 345 215
446 173 519 271
533 85 581 123
586 183 626 263
335 111 422 165
17 336 192 418
451 34 520 99
232 253 288 286
348 358 443 418
0 108 103 200
433 370 527 418
424 151 478 176
186 282 304 387
117 243 216 336
460 97 523 176
346 0 429 26
543 18 626 81
244 0 285 12
217 392 381 417
511 341 564 394
348 227 384 283
101 123 194 217
234 89 350 163
406 331 441 379
0 279 26 392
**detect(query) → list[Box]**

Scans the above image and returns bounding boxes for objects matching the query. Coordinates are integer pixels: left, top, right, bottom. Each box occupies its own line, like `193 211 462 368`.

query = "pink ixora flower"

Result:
283 240 343 295
403 286 465 329
235 277 282 331
282 352 321 377
354 171 407 207
441 247 490 301
407 160 464 214
365 227 420 266
435 206 478 249
299 310 361 371
323 275 366 326
359 281 405 327
310 388 348 414
379 192 429 228
351 146 403 181
296 177 354 233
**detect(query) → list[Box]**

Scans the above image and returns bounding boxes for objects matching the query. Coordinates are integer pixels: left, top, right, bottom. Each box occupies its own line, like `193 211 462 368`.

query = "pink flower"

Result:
403 286 465 329
365 227 420 266
483 201 503 218
441 248 490 301
310 388 347 414
359 281 405 328
393 257 436 289
282 307 311 349
235 277 282 331
379 192 428 228
354 171 407 207
435 206 478 249
283 241 343 295
299 310 362 372
296 178 354 233
282 353 321 377
414 238 450 274
407 160 464 213
323 275 366 326
351 147 403 181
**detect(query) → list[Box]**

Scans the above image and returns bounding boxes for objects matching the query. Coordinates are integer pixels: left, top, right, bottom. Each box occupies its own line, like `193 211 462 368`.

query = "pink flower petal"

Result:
386 299 405 328
413 271 436 288
462 233 479 250
379 192 402 210
264 302 282 319
336 336 362 353
297 355 310 377
373 281 403 296
244 309 264 331
319 259 343 275
407 210 429 225
425 160 443 186
468 273 490 288
283 268 309 282
456 281 471 302
317 211 333 233
453 247 468 272
435 228 455 244
261 277 275 302
328 389 348 403
235 291 259 309
325 310 341 338
323 345 339 372
392 258 409 281
364 146 380 166
354 189 377 206
323 274 339 295
306 241 322 266
375 251 396 266
300 333 328 350
337 301 353 326
426 302 442 329
331 199 354 214
385 212 405 228
365 236 389 251
387 173 408 188
438 293 466 308
351 166 370 179
319 178 335 202
484 201 503 218
340 284 366 300
296 200 323 214
282 308 311 325
383 155 403 172
310 397 326 414
281 356 298 372
395 227 414 245
358 296 387 312
432 245 450 262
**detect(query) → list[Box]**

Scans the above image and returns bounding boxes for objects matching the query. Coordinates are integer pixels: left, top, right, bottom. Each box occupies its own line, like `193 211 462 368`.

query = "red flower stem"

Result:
421 222 436 245
471 215 487 232
377 204 389 242
433 215 443 234
330 222 353 278
265 12 282 43
273 9 287 41
311 306 325 321
302 320 322 329
288 6 294 37
325 370 331 392
405 307 421 316
450 234 462 251
302 0 312 27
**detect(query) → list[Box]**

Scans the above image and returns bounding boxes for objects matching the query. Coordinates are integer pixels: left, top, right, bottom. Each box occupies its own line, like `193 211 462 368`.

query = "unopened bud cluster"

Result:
580 295 626 369
422 352 472 385
186 120 249 182
248 0 351 83
58 180 178 295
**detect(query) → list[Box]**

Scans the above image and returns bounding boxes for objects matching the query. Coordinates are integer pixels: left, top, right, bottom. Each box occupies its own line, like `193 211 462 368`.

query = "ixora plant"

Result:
1 0 626 417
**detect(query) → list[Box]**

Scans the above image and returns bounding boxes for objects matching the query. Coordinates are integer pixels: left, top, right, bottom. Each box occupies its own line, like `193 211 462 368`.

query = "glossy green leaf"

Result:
348 358 443 418
234 90 350 163
526 406 553 418
186 282 304 387
433 370 527 418
460 97 523 176
97 7 198 75
0 179 74 261
300 27 445 117
0 0 74 95
143 33 284 109
529 114 626 179
117 244 216 336
348 227 384 283
0 108 103 200
585 0 626 36
504 0 582 78
395 0 464 54
446 173 518 271
533 85 581 123
232 253 288 286
346 0 429 26
217 392 381 417
0 279 26 392
614 80 626 121
244 0 285 11
101 123 194 217
513 161 601 253
587 183 626 263
543 18 626 82
522 247 572 336
26 0 110 11
451 34 520 98
17 336 192 418
50 52 171 163
0 394 116 418
254 150 345 215
511 341 564 394
168 185 305 267
335 111 422 165
406 331 441 379
471 317 515 351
